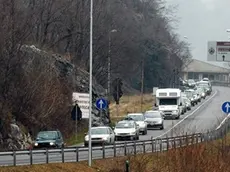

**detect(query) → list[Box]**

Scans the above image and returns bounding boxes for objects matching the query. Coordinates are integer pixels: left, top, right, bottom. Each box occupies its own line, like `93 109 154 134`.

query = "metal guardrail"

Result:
210 81 230 87
0 114 230 166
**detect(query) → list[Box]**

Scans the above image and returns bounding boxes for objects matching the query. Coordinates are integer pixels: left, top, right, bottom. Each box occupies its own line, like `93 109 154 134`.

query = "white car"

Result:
144 110 164 130
125 113 148 135
84 126 115 146
114 120 140 141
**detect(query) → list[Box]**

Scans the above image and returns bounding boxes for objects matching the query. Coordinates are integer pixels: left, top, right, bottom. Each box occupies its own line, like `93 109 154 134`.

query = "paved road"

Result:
0 86 228 166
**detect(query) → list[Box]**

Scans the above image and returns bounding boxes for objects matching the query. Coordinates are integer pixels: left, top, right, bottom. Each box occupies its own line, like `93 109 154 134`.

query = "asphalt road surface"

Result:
0 86 228 166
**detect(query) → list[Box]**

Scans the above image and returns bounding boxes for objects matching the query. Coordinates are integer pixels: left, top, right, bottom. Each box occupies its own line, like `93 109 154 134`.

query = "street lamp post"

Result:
88 0 93 167
107 29 117 99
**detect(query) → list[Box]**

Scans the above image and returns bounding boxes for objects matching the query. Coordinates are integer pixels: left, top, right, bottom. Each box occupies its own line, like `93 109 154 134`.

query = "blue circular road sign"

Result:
221 101 230 114
96 98 107 110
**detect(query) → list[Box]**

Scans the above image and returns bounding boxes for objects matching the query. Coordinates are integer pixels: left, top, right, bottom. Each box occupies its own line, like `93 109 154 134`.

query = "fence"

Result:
0 114 229 166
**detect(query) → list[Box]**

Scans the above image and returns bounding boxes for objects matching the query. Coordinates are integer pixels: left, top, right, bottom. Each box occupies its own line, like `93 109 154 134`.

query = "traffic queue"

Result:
31 78 212 149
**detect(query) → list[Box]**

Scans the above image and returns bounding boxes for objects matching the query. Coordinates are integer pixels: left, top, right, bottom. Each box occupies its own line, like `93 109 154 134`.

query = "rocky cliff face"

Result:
0 45 109 150
0 122 32 150
21 45 109 126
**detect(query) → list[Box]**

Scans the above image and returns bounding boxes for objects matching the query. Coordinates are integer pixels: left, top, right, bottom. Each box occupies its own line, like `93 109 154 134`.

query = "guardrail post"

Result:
143 142 146 153
166 136 169 150
134 140 136 155
62 147 64 163
196 134 199 144
102 142 105 159
151 139 154 152
191 134 194 144
124 142 127 156
30 149 33 165
160 139 162 152
179 136 182 147
76 147 79 162
13 151 16 166
173 137 176 149
186 133 189 146
113 142 116 157
46 149 49 164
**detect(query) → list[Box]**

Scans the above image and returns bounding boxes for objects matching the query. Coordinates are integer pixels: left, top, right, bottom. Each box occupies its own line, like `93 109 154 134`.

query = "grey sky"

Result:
165 0 230 68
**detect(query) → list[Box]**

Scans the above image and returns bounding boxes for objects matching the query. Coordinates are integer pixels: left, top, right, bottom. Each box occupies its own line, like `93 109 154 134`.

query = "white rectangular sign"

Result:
207 41 230 62
72 92 89 119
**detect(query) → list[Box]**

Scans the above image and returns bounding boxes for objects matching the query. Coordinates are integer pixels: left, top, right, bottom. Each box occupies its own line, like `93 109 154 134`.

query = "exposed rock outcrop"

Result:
21 45 109 126
0 123 32 150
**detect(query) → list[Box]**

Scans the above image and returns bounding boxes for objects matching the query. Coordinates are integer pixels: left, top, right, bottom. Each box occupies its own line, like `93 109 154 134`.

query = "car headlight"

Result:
50 142 55 146
85 136 89 141
34 142 38 146
172 110 178 114
102 137 109 141
156 120 162 124
130 132 136 135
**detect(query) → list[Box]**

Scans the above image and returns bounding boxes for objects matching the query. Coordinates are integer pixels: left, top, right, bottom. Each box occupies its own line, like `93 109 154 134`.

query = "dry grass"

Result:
110 94 154 118
3 135 230 172
95 135 230 172
0 162 95 172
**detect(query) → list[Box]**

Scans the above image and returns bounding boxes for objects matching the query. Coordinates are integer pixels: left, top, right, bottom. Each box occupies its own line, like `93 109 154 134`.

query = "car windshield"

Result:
159 98 177 105
90 128 109 135
185 91 193 97
116 122 134 128
188 80 195 84
198 83 209 87
127 115 145 121
145 112 161 118
36 131 57 140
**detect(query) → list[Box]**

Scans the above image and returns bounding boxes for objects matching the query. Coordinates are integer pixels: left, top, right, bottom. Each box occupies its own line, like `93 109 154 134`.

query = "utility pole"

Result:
88 0 93 167
140 58 144 112
173 69 176 88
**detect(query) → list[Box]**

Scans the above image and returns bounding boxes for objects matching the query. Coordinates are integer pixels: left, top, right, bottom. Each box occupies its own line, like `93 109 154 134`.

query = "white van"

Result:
155 88 182 119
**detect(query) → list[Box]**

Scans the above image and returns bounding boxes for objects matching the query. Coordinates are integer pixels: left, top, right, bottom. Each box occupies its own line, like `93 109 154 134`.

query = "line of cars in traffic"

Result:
31 78 212 149
84 78 212 147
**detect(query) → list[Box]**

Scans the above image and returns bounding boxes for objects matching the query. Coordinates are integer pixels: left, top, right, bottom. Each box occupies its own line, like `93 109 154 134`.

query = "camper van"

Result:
155 88 182 119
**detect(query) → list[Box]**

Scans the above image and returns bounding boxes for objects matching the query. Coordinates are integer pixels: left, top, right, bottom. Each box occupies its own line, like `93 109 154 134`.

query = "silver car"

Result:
144 110 164 130
114 120 140 141
84 126 115 146
125 113 148 135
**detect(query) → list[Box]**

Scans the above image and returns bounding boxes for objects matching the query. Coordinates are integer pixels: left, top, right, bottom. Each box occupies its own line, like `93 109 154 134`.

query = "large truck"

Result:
154 88 182 119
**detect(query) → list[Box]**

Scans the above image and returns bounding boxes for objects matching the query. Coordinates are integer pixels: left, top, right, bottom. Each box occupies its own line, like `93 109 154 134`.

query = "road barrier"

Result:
0 114 229 166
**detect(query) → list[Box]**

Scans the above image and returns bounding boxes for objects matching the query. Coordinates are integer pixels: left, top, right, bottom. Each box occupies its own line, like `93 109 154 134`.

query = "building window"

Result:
194 73 199 80
188 72 193 79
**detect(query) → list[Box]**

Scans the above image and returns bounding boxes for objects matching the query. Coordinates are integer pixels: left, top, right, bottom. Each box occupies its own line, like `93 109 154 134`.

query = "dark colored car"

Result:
33 130 64 149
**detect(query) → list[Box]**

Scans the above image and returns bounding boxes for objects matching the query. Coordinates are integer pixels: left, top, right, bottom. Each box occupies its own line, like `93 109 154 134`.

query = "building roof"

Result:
182 59 230 73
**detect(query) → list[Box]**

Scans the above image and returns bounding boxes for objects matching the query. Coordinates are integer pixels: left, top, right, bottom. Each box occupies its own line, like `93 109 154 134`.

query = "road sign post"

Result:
207 41 230 62
221 102 230 142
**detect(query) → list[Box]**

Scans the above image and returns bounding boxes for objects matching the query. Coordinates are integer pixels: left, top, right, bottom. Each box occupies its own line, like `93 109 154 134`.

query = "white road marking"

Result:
152 90 218 139
216 113 230 130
